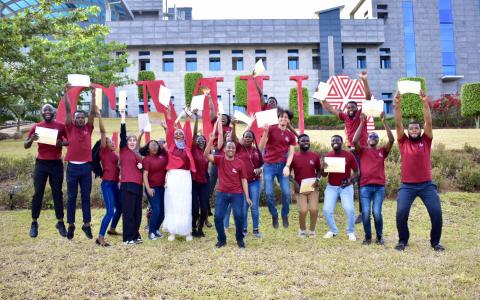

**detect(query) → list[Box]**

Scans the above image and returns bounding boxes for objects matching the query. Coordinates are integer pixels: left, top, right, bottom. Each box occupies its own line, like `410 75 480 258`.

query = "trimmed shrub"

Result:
137 71 155 101
373 117 396 130
305 115 343 128
460 82 480 128
398 77 427 121
184 73 203 107
234 75 248 107
456 165 480 192
288 87 309 125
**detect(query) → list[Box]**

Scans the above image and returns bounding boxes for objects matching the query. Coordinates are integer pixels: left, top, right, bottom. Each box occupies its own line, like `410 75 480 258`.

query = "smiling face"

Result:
346 102 358 118
278 112 290 127
106 137 115 151
243 131 254 146
127 136 137 150
331 136 343 151
174 129 185 142
267 97 277 108
299 135 310 151
225 141 236 158
224 132 232 143
74 111 86 128
148 141 159 155
41 104 55 122
196 135 206 149
221 114 229 126
368 132 379 147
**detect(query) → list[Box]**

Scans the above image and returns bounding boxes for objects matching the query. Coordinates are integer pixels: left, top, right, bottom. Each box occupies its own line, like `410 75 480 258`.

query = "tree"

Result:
137 71 156 101
397 77 427 121
0 0 131 133
288 87 309 125
234 75 248 107
461 82 480 128
184 72 203 107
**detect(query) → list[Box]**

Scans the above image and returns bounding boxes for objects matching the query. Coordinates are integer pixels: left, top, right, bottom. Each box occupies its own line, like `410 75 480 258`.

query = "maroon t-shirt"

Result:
65 123 94 162
236 144 262 182
339 109 368 148
100 146 119 182
120 147 143 185
214 155 247 194
263 125 297 164
28 121 66 160
191 145 209 184
166 147 190 171
324 150 358 186
143 154 168 187
357 147 388 186
398 134 432 183
291 151 321 185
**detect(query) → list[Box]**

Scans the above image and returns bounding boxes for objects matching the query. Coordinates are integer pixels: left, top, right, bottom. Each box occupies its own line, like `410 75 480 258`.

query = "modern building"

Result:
2 0 479 116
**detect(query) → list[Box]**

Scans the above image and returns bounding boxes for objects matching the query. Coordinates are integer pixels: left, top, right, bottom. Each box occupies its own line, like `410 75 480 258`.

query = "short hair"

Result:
278 109 293 120
331 135 343 142
346 101 358 107
74 110 87 118
298 134 309 140
221 113 231 126
267 97 278 104
408 120 422 128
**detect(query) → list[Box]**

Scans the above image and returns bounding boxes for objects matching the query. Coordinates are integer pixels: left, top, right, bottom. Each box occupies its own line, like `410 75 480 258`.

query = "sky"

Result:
164 0 354 20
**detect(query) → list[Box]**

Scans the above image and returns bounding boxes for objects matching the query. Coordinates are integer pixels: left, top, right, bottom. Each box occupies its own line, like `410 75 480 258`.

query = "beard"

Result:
408 134 422 142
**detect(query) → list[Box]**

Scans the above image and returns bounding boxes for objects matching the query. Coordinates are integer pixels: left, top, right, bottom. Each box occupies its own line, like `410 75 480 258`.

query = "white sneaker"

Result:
148 233 157 241
186 235 193 242
348 233 357 241
155 230 164 238
168 234 175 241
298 229 306 238
308 230 316 238
323 231 337 239
123 240 135 245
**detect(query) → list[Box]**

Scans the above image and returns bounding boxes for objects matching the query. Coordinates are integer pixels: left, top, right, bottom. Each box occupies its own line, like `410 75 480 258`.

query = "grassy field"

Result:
0 192 479 299
1 118 479 157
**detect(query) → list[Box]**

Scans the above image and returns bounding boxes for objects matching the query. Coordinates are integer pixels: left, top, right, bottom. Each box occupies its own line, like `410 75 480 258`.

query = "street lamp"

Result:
226 88 232 115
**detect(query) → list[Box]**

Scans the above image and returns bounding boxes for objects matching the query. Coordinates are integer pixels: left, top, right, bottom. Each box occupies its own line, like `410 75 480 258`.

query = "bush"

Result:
0 114 15 125
305 115 343 128
373 117 396 130
456 165 480 192
288 87 309 124
184 73 203 107
398 77 427 121
460 82 480 128
137 71 155 101
234 75 248 107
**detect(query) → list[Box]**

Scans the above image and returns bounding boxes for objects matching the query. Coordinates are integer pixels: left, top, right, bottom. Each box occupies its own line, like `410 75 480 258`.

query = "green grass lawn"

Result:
0 192 479 298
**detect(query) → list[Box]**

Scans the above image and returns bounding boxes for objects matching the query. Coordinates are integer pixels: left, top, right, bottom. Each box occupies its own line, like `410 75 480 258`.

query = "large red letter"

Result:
192 77 224 142
240 75 270 144
289 76 309 134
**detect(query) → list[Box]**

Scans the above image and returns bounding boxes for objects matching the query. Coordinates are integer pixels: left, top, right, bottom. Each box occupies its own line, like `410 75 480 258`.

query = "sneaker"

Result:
323 231 337 239
123 240 135 245
107 229 121 235
215 241 226 248
282 216 289 228
376 237 385 245
237 240 246 248
29 222 38 238
168 234 175 241
192 229 198 237
252 229 262 238
197 229 205 238
355 214 362 224
95 238 110 247
394 243 406 251
205 220 213 228
154 230 164 238
56 222 67 237
432 244 445 252
149 233 158 241
348 233 357 241
272 216 279 229
243 229 248 237
298 229 307 238
67 224 75 240
362 239 372 245
81 224 93 239
307 230 316 238
135 236 143 244
186 235 193 242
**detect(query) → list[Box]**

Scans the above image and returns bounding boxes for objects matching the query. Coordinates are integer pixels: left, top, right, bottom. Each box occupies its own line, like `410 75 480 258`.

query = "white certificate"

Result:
67 74 90 87
324 157 345 173
138 113 151 131
362 99 384 117
35 126 58 146
313 82 332 101
233 110 253 127
217 100 225 114
398 80 421 95
190 95 205 111
158 86 172 108
118 91 127 111
255 108 278 128
300 177 317 194
254 59 266 75
95 88 102 109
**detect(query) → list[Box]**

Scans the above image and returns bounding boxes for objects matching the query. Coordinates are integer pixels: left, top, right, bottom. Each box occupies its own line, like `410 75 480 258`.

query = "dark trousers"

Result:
208 163 218 214
121 183 142 242
214 192 244 243
66 163 92 224
396 181 443 247
192 180 210 231
146 186 165 234
32 159 64 220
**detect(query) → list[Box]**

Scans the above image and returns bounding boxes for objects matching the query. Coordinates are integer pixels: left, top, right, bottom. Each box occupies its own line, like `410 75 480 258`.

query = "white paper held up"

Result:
324 157 345 173
118 91 127 111
95 88 102 109
398 80 422 95
191 95 205 111
35 126 58 146
313 82 332 101
254 59 266 75
233 110 253 127
67 74 90 87
362 99 384 117
143 124 152 133
300 178 317 193
138 113 151 131
159 86 172 108
255 108 278 128
217 100 225 114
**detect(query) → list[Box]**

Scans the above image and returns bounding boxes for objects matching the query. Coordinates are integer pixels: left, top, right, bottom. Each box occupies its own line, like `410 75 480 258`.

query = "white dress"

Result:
163 169 192 236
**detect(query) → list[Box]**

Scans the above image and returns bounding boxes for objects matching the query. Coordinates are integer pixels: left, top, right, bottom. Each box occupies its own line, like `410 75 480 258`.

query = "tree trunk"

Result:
475 115 479 129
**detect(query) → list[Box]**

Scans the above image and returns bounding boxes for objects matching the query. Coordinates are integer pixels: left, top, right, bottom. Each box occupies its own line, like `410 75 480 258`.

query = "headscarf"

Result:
174 128 186 149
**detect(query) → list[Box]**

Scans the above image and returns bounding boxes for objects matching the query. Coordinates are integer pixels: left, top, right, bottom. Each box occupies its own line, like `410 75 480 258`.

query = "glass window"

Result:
314 102 323 115
288 49 299 55
185 50 196 55
186 58 197 71
403 0 416 76
139 59 150 71
439 9 453 23
357 48 366 53
139 51 150 56
163 58 174 72
209 58 221 71
312 56 320 70
442 52 456 65
357 56 367 69
209 50 220 55
312 49 319 55
163 51 174 56
380 48 391 55
255 49 266 54
232 57 244 71
442 65 456 75
255 57 267 69
439 0 452 9
380 56 391 69
288 57 299 70
232 50 243 55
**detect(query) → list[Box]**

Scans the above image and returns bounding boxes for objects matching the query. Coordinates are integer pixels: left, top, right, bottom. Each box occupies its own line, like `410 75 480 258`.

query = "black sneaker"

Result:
215 241 226 248
272 216 279 229
362 239 372 245
197 229 205 238
376 237 385 245
237 240 246 248
81 225 93 239
67 224 75 240
192 229 198 238
394 242 406 251
29 222 38 238
432 244 445 252
56 222 67 237
355 214 362 224
282 216 289 228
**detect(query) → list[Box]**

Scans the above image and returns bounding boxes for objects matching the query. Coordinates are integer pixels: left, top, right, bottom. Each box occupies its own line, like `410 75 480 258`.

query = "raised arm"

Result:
137 130 144 149
206 91 216 123
216 114 224 150
394 91 405 139
87 86 95 128
420 90 433 139
230 118 238 143
320 99 341 118
64 84 73 125
352 113 366 152
382 112 395 153
119 110 127 149
258 124 269 151
358 71 372 100
253 76 264 105
204 131 216 163
98 106 107 148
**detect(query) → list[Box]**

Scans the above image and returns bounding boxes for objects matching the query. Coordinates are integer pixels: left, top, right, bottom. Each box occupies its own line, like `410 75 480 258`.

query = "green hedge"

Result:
305 115 343 128
234 75 248 107
137 71 155 101
398 77 427 121
288 87 309 124
460 82 480 128
184 73 203 107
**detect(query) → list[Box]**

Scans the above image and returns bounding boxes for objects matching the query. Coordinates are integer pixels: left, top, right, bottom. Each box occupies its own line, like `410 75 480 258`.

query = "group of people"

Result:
24 71 444 251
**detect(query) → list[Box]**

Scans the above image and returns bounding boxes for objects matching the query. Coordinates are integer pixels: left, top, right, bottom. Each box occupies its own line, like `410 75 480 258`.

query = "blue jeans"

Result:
224 204 232 228
396 181 443 246
263 163 290 218
244 180 261 231
323 184 355 234
146 186 165 234
359 185 385 240
214 192 244 243
99 180 121 237
66 163 92 224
